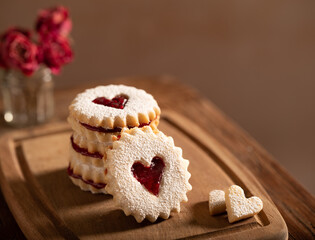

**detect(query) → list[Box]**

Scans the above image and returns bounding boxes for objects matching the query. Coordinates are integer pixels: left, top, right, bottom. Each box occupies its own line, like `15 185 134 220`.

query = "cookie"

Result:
104 126 192 223
69 85 161 130
68 115 119 142
225 185 263 223
68 142 107 194
72 131 111 156
209 190 226 215
68 174 107 194
68 114 159 142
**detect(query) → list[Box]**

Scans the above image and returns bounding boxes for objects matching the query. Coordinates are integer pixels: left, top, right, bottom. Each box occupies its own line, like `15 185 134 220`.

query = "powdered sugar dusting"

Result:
104 126 192 223
70 85 160 124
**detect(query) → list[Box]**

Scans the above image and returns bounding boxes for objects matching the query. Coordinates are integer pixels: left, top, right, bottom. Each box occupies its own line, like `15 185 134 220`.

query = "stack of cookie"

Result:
67 84 192 223
67 85 161 194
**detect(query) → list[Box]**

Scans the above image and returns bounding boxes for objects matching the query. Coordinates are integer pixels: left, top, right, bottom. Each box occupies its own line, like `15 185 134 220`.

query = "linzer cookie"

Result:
68 139 107 193
67 115 118 142
68 84 160 131
72 131 110 156
104 127 192 223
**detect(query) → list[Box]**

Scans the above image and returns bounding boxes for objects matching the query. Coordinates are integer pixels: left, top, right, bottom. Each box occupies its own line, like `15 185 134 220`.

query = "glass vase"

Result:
0 67 54 127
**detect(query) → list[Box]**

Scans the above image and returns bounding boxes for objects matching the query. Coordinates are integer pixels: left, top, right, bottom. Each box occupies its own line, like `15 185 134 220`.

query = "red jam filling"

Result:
131 156 165 196
80 122 124 133
92 95 128 109
80 119 154 133
67 165 106 189
71 136 103 159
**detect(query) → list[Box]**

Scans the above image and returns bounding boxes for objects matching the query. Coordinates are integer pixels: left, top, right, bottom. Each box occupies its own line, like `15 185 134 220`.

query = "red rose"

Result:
36 6 72 38
38 35 73 74
0 28 39 75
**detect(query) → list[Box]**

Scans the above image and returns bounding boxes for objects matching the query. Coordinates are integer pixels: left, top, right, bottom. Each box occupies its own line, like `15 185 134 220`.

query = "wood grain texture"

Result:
0 112 287 239
0 76 314 239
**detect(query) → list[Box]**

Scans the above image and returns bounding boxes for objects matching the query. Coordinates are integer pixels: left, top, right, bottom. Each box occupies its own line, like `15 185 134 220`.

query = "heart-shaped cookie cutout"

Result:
131 156 165 196
92 95 128 109
225 185 263 223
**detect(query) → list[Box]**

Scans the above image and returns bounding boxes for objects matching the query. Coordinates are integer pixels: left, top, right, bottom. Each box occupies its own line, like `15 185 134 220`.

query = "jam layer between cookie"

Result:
67 165 106 190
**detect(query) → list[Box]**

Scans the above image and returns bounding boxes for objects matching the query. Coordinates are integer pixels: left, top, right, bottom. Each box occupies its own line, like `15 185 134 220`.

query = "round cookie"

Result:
72 131 111 156
67 114 159 142
67 115 119 142
68 146 107 194
69 85 161 129
104 126 192 223
68 176 107 194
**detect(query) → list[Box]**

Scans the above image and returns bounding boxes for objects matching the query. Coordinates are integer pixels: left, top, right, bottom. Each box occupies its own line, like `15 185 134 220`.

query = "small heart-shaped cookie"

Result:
225 185 263 223
209 190 226 215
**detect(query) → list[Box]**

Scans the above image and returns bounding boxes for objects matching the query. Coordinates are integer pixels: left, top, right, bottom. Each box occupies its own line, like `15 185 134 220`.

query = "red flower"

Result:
0 28 39 76
36 6 72 38
38 35 73 74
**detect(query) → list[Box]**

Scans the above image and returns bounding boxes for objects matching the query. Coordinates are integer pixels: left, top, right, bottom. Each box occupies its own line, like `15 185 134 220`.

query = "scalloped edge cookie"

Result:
104 126 192 223
69 177 107 194
69 85 161 129
68 146 107 194
68 115 160 142
72 130 111 156
68 115 119 142
69 145 105 170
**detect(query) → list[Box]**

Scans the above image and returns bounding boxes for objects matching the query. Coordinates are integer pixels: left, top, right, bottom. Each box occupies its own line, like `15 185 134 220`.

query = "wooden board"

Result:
0 111 287 240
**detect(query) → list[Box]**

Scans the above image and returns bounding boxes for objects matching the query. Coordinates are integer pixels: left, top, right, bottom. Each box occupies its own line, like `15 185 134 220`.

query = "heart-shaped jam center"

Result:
92 95 128 109
131 156 165 196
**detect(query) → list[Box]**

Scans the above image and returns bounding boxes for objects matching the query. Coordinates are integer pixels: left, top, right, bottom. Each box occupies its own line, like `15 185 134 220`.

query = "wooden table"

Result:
0 77 314 239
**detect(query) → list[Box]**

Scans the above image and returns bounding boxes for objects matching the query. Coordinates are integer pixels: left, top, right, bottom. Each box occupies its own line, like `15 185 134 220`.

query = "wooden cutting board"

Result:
0 111 287 240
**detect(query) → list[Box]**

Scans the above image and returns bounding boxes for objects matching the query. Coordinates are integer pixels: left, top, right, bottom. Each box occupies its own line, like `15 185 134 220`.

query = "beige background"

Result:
0 1 314 194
